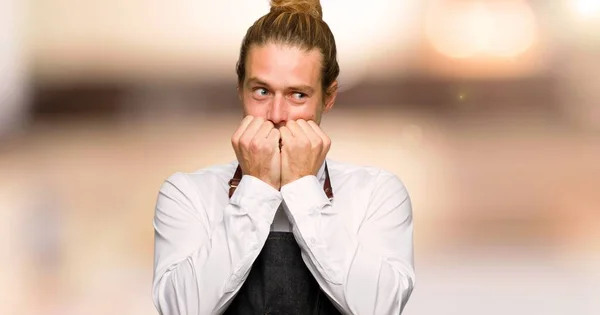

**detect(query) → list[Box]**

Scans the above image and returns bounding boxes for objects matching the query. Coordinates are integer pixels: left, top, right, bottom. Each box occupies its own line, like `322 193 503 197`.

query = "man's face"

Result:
239 43 336 128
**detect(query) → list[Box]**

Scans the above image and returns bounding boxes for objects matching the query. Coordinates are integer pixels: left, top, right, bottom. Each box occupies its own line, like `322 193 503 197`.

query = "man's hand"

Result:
279 119 331 187
231 116 282 190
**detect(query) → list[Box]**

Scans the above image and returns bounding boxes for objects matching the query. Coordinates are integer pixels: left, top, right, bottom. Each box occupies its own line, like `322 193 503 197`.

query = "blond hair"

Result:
236 0 340 99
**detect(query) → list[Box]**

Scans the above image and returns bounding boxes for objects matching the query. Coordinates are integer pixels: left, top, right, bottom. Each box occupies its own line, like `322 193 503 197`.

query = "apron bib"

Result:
225 164 339 314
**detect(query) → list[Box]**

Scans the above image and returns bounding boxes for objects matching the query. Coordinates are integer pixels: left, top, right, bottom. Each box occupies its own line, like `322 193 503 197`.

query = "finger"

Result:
254 120 275 140
233 115 254 139
307 120 331 154
307 120 330 143
286 120 306 139
296 119 321 146
232 115 255 145
240 117 265 143
279 126 293 145
267 128 281 147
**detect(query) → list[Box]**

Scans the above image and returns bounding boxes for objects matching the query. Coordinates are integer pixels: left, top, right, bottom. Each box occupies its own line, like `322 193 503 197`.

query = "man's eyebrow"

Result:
288 85 314 93
246 77 314 94
246 77 270 87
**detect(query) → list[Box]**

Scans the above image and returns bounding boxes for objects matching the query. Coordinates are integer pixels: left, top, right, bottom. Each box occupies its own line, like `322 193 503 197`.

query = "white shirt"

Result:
152 158 415 315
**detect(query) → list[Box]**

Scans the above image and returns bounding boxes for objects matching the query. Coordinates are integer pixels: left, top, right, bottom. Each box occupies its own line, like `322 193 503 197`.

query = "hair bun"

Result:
270 0 323 20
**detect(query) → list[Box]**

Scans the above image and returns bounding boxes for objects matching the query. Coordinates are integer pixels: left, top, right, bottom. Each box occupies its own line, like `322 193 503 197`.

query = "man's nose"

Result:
267 95 286 125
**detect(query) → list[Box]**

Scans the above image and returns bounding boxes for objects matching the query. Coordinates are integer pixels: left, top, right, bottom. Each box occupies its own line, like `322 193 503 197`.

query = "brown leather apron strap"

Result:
228 163 333 199
323 164 333 199
227 165 243 198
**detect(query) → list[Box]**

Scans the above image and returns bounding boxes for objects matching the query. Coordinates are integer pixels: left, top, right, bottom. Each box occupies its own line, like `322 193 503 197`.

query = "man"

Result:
152 1 415 314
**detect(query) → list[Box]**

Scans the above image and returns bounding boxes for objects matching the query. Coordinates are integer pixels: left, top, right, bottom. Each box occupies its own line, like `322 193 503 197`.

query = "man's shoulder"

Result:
161 160 238 192
327 159 403 183
327 159 408 196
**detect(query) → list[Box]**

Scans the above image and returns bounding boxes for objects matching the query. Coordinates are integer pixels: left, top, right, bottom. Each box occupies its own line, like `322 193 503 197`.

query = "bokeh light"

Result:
425 0 536 59
573 0 600 18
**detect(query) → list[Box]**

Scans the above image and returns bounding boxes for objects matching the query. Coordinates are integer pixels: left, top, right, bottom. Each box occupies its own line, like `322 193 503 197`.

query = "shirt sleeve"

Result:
280 170 415 314
152 172 282 315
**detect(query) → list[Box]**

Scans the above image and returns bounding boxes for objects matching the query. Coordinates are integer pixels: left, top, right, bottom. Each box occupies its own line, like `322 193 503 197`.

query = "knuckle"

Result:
240 137 251 148
249 139 260 150
300 139 310 149
313 139 323 150
258 140 268 150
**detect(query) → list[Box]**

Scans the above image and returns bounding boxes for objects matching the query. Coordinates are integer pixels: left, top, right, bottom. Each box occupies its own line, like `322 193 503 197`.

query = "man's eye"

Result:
292 92 306 100
253 88 269 97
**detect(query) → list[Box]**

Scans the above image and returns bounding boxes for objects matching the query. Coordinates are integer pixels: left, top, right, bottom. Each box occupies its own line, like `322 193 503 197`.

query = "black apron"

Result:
224 165 341 315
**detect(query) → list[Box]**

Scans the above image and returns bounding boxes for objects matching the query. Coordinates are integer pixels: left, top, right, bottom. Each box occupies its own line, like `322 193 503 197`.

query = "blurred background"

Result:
1 0 599 314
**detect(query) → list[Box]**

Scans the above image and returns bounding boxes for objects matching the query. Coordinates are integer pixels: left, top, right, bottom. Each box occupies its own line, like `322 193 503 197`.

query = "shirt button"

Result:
310 238 317 245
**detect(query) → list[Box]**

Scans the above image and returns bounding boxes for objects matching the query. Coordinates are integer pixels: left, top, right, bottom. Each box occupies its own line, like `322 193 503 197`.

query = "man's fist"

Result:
279 119 331 187
231 116 282 190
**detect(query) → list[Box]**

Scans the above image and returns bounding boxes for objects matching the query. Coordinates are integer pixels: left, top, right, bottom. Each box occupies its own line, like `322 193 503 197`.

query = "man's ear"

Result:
323 81 338 114
237 85 242 101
